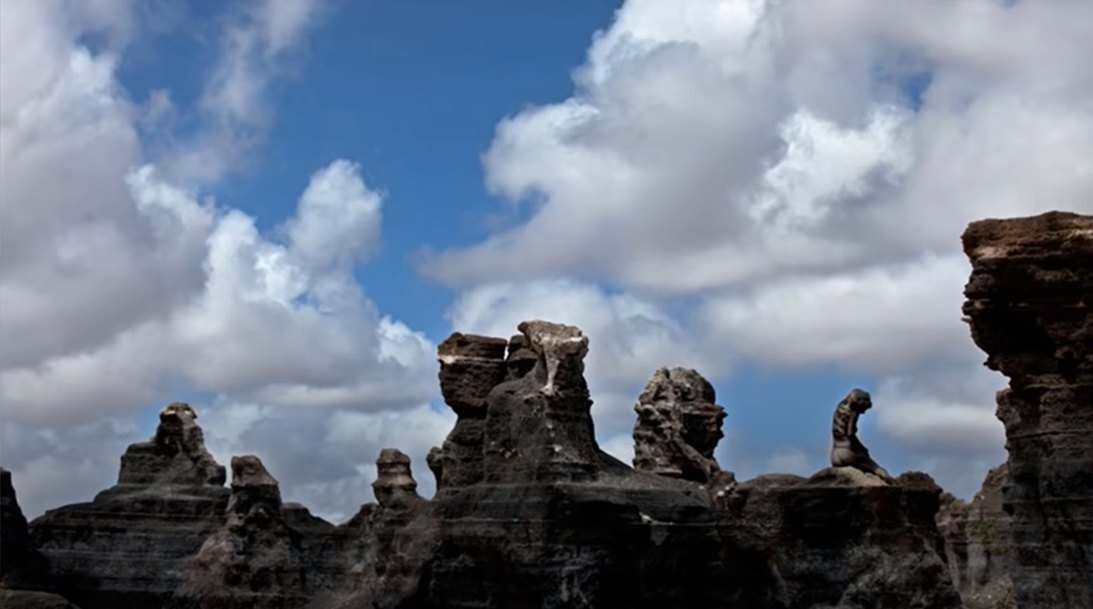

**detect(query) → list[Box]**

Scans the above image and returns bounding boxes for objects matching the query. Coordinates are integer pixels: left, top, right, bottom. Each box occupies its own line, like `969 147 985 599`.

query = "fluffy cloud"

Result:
429 0 1092 492
158 0 329 183
428 0 1093 290
0 0 442 521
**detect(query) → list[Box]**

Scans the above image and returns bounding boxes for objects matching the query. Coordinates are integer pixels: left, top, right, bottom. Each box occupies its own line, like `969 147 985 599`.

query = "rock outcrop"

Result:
718 470 962 609
173 455 308 609
963 211 1093 609
27 403 231 609
423 320 726 608
632 367 731 486
12 300 1057 608
2 468 51 595
938 464 1015 609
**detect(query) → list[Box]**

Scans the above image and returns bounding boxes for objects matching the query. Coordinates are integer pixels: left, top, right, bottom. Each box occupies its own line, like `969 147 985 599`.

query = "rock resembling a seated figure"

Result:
830 388 894 482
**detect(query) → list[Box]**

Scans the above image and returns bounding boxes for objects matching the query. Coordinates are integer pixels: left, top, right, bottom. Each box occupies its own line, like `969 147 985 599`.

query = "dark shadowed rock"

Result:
421 321 734 608
29 404 230 609
2 468 52 596
963 211 1093 609
632 367 730 485
938 464 1015 609
117 402 225 487
173 455 308 609
436 333 509 492
372 449 420 508
0 589 83 609
718 470 963 609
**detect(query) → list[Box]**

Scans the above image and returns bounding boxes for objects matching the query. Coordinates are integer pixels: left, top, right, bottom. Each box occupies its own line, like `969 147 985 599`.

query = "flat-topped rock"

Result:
718 470 963 609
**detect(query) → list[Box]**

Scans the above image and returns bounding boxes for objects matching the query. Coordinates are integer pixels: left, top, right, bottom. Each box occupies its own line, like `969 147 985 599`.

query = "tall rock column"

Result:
963 211 1093 609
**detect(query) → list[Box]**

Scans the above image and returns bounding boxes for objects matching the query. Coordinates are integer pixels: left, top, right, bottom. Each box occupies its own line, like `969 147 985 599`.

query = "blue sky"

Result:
4 0 1093 522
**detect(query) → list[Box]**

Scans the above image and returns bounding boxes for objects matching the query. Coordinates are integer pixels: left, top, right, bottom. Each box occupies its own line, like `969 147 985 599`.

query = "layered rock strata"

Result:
963 211 1093 609
28 404 231 609
424 320 726 608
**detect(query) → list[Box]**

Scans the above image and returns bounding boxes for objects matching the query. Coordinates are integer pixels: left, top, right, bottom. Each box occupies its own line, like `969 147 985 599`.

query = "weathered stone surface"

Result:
173 455 308 609
829 389 892 482
118 402 226 487
11 310 1004 609
632 367 729 484
372 449 419 508
718 470 963 609
436 333 509 492
29 404 230 609
419 320 727 609
938 464 1015 609
963 211 1093 609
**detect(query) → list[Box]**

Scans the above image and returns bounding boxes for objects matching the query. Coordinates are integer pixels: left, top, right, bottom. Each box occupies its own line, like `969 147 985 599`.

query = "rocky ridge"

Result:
1 211 1089 609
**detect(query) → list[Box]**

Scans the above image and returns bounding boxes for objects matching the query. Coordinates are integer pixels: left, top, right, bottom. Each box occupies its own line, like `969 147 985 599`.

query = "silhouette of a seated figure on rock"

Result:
830 389 893 482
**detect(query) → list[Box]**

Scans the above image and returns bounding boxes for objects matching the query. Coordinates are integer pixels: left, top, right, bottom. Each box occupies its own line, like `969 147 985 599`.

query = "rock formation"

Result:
632 367 736 499
435 332 508 492
937 464 1015 609
28 403 230 609
173 455 308 609
718 470 963 609
19 261 1092 609
829 388 893 482
963 211 1093 609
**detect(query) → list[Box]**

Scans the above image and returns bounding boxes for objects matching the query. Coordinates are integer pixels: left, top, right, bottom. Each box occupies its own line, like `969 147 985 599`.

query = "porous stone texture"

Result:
632 367 727 483
963 211 1093 609
172 455 308 609
718 470 963 609
436 333 509 492
938 464 1015 609
28 404 230 609
423 320 725 609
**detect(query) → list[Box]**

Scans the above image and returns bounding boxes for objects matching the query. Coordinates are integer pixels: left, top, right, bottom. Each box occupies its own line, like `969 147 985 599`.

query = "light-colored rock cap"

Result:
517 320 588 395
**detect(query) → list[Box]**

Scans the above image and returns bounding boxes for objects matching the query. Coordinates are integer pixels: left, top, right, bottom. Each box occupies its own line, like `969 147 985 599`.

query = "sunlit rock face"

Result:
963 211 1093 609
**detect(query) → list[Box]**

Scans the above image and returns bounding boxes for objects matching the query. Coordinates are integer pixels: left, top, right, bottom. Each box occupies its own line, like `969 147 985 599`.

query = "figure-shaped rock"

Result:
632 367 728 484
118 402 225 487
175 455 307 609
829 388 892 482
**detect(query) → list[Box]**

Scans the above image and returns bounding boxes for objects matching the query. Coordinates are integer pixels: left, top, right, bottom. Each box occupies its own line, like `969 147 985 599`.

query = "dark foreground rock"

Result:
938 464 1015 609
718 470 962 609
27 404 231 609
963 211 1093 609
